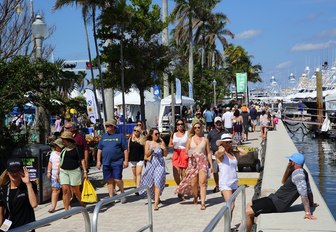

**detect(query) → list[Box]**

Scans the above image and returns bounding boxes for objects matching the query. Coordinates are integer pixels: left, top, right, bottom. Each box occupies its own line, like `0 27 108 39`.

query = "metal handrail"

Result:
203 185 246 232
92 186 153 232
10 207 90 232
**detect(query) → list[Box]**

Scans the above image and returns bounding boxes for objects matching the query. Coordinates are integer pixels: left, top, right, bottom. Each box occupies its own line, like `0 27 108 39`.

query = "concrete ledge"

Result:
256 121 335 231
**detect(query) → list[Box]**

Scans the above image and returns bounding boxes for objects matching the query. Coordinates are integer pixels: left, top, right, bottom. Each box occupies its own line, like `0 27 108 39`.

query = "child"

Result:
47 138 64 213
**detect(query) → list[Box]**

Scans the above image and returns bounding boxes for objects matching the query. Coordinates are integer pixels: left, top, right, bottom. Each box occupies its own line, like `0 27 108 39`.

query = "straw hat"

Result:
60 131 75 141
105 119 118 128
51 138 64 149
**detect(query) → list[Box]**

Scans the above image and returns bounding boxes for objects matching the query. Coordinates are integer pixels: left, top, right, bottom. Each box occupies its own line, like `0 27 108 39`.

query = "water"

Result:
287 127 336 219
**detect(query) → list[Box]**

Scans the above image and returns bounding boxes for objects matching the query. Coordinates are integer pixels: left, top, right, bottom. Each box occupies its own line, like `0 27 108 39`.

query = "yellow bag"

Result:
81 179 98 203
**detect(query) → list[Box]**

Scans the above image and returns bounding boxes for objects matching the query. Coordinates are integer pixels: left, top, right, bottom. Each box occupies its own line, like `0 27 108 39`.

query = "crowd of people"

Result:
0 101 319 231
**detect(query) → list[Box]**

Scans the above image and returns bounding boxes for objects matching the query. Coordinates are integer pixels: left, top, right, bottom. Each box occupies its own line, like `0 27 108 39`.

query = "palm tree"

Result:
53 0 103 123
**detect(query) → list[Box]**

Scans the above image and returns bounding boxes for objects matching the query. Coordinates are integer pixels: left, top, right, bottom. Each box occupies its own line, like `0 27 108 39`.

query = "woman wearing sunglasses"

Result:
215 133 247 217
168 120 188 194
176 122 212 210
139 128 167 211
128 126 145 193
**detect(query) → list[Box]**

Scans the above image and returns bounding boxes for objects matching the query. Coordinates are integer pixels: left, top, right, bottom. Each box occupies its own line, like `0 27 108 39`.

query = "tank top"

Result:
218 152 238 187
189 136 207 154
172 132 188 149
129 139 145 161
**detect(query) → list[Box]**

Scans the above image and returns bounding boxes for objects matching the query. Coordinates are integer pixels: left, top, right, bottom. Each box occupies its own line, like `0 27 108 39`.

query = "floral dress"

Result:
176 137 209 196
139 145 166 199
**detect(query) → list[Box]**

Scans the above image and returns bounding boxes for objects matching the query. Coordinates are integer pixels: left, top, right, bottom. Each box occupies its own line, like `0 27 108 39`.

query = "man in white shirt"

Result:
222 107 234 133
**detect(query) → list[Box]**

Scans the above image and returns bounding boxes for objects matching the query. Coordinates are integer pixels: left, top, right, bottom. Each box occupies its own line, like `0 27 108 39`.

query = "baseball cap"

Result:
286 153 305 165
7 158 23 172
214 116 222 123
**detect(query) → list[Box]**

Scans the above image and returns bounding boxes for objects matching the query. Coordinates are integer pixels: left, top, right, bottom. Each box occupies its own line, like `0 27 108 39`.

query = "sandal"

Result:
201 204 206 210
48 208 55 213
154 206 159 211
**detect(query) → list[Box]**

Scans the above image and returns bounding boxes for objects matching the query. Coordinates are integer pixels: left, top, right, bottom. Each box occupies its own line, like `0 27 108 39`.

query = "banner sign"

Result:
236 73 247 93
188 81 193 99
176 78 182 104
85 89 99 124
153 85 161 98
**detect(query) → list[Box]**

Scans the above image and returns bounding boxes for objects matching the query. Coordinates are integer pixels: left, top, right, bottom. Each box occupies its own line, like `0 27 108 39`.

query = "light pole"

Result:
212 79 217 107
32 14 47 143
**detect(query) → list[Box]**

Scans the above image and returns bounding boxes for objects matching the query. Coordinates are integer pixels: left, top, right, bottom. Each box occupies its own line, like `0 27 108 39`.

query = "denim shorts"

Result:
51 176 61 188
103 163 123 180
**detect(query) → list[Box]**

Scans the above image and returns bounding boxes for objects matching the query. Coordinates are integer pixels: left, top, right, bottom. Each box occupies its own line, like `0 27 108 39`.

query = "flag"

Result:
176 78 182 104
153 85 161 98
188 81 193 99
84 89 99 124
236 73 247 93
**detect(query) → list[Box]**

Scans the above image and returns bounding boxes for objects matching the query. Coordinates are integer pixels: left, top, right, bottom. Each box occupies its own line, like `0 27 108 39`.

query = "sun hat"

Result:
7 158 23 172
105 119 118 128
214 116 222 123
51 138 64 149
60 131 75 141
216 133 232 146
286 153 305 165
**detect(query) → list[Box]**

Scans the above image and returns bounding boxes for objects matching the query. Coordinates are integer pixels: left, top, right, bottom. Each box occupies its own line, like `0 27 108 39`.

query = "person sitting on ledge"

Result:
245 153 318 232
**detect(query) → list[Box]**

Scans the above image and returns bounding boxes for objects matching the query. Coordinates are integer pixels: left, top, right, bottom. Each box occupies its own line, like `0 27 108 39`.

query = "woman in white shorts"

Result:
215 133 248 216
128 126 145 193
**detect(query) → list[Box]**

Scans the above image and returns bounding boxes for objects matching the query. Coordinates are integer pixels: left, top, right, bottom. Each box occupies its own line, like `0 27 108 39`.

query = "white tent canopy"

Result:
114 88 160 106
160 95 195 106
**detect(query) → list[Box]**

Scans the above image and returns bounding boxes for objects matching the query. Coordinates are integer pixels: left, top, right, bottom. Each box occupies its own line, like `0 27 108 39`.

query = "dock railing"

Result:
92 186 153 232
10 207 90 232
203 185 246 232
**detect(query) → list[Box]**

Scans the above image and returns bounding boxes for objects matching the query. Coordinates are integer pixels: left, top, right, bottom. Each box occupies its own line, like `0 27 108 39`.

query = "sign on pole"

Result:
236 73 247 93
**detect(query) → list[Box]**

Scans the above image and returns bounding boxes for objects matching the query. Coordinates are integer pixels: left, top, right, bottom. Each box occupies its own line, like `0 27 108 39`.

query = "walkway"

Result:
33 130 263 231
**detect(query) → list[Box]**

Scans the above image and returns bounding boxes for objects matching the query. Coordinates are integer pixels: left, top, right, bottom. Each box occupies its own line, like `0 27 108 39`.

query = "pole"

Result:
162 0 169 97
213 83 216 107
316 69 323 124
171 81 175 132
120 29 126 136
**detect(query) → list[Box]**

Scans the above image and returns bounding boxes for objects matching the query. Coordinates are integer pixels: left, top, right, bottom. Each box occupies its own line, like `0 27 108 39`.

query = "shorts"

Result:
243 125 249 133
60 168 82 186
251 119 257 126
225 127 233 134
129 161 144 167
51 176 61 188
251 197 277 217
212 159 219 173
219 181 238 191
103 163 123 180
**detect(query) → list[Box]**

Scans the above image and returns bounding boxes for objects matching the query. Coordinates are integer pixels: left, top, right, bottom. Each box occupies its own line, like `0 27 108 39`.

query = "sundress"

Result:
176 137 209 196
139 145 166 199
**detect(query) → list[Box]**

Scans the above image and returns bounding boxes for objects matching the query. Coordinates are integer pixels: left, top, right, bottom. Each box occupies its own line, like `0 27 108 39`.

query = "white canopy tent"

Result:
114 88 161 128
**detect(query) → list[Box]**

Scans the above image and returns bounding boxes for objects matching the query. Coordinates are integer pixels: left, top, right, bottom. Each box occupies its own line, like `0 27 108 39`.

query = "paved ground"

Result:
33 129 263 232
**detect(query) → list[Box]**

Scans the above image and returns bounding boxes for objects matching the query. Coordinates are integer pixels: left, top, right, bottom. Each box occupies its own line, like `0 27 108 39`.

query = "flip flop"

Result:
48 209 55 213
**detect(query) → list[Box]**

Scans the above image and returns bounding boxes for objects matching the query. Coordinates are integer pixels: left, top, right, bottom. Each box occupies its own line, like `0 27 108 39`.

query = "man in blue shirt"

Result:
96 119 128 202
204 107 214 132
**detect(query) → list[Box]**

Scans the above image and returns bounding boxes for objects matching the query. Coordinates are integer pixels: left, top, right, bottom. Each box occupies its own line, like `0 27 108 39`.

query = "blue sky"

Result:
34 0 336 89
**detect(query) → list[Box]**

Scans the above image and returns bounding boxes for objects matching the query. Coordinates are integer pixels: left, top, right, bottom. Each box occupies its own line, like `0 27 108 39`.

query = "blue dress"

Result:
139 146 166 199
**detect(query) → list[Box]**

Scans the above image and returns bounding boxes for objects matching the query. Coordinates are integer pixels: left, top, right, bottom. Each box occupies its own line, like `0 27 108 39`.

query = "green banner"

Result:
236 73 247 92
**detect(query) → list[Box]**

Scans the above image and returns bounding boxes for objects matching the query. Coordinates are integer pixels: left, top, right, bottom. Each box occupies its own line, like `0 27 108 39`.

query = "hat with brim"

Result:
216 133 232 146
60 131 75 141
51 138 64 149
286 153 305 165
105 119 118 128
7 158 23 172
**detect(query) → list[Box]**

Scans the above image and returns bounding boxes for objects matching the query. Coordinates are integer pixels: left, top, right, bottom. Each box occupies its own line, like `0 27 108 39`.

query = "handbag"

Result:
81 179 98 203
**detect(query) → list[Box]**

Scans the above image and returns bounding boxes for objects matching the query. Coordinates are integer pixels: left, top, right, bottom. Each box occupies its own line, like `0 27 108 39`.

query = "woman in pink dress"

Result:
176 122 213 210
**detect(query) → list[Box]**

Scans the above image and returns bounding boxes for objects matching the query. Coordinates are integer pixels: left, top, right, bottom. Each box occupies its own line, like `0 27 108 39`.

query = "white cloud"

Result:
276 61 293 69
317 29 336 38
235 29 261 40
291 40 336 51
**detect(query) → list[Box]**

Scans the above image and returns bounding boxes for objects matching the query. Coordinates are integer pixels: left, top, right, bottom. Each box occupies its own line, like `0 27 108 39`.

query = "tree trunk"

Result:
139 88 146 130
188 12 194 92
83 15 102 124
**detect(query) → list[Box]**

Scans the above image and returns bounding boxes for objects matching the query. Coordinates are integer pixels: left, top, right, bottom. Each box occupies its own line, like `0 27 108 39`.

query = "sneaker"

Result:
121 197 127 204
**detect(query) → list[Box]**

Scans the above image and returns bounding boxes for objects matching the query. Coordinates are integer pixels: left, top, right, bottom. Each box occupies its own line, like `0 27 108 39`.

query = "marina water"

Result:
285 125 336 219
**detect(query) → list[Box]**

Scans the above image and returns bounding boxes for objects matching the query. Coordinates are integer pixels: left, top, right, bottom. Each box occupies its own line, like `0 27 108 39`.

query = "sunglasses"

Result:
154 133 159 136
224 141 232 144
177 123 184 126
137 123 142 126
106 125 114 128
134 129 140 132
64 127 71 129
194 126 201 129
